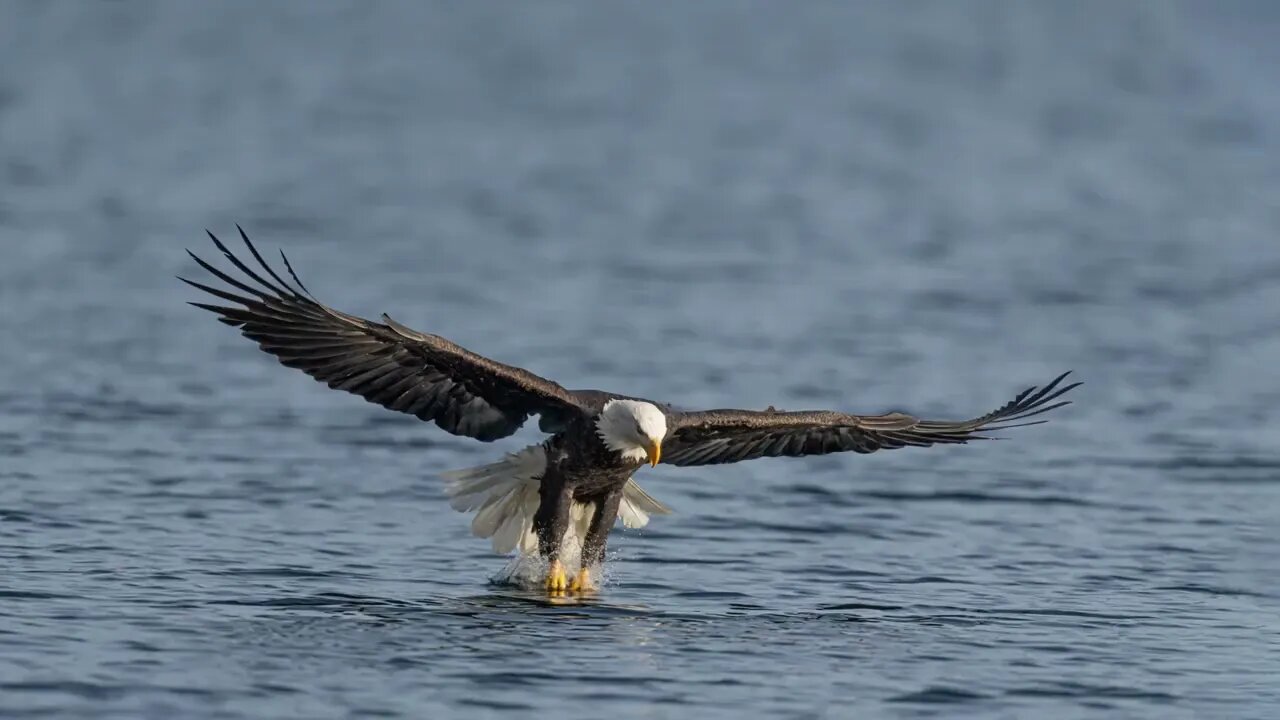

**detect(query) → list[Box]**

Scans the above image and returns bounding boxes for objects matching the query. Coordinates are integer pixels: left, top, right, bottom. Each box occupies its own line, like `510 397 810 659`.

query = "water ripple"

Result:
3 2 1279 719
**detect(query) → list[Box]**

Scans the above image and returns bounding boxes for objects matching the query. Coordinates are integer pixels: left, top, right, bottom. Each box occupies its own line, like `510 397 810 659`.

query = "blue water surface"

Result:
1 2 1278 718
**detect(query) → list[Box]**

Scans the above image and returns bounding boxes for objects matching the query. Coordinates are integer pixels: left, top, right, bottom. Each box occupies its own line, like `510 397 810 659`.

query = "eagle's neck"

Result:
595 417 650 463
612 444 650 464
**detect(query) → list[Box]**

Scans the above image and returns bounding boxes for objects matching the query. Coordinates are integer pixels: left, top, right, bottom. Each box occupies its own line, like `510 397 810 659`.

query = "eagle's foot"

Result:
545 559 568 593
569 568 595 594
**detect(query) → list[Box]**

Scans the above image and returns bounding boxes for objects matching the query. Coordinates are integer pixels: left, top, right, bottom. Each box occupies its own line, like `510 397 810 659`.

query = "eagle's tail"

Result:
440 445 672 559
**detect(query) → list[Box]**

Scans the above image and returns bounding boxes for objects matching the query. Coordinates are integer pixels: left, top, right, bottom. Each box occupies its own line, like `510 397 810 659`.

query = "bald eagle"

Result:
181 228 1079 594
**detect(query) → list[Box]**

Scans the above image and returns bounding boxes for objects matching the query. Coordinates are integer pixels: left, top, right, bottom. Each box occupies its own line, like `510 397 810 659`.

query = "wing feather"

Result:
181 228 588 441
661 372 1079 466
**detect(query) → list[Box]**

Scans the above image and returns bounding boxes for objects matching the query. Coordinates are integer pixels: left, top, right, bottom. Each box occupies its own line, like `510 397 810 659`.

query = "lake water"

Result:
2 2 1279 718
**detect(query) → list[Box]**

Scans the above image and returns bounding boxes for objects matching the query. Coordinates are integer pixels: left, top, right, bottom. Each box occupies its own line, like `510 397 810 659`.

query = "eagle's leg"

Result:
534 480 573 592
573 492 622 593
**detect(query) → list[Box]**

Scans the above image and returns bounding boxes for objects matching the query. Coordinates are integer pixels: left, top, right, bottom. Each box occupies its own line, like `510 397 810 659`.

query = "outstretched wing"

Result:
180 227 588 441
660 372 1079 466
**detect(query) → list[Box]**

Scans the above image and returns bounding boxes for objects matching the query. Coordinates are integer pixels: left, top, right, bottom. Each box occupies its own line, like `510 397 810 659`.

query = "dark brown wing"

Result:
180 227 589 441
660 372 1079 466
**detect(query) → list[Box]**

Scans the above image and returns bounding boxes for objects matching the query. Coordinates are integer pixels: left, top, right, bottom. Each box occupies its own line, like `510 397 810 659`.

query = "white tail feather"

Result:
441 444 672 557
619 479 673 528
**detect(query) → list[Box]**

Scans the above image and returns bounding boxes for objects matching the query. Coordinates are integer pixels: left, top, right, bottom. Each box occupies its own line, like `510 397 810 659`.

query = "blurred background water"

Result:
2 1 1279 718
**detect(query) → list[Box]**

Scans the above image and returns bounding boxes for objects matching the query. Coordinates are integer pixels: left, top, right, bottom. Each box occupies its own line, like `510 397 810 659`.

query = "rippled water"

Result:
3 2 1280 718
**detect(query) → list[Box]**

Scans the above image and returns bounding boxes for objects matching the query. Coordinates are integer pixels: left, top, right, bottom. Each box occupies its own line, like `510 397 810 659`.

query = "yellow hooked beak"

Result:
645 438 662 467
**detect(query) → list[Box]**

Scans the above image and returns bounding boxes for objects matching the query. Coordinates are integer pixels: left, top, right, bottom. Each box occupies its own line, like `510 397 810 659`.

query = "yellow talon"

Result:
569 568 595 593
545 559 568 593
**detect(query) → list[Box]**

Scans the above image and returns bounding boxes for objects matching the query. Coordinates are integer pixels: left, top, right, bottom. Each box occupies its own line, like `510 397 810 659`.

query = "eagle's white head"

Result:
596 399 668 466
